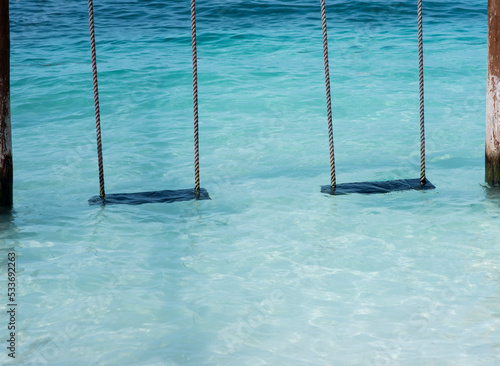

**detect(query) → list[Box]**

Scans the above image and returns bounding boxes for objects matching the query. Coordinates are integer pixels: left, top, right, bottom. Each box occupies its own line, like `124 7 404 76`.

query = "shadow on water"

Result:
0 208 19 257
484 184 500 204
0 208 16 232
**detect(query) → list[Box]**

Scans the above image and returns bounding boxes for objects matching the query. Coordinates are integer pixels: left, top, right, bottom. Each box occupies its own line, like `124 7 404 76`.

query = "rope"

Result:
418 0 426 185
191 0 200 198
320 0 336 193
88 0 105 199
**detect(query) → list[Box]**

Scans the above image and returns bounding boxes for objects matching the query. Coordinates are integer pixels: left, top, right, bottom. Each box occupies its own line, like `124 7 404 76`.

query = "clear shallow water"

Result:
1 0 498 364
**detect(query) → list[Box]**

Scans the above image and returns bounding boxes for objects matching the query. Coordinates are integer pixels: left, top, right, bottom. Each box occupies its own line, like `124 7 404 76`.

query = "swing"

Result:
320 0 435 195
87 0 209 205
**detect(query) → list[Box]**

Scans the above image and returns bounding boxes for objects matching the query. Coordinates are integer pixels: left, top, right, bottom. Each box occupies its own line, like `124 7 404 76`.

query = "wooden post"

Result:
0 0 13 207
487 0 500 186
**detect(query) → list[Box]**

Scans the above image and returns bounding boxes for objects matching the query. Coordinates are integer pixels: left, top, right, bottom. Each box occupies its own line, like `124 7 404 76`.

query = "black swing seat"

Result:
321 178 435 195
89 188 210 206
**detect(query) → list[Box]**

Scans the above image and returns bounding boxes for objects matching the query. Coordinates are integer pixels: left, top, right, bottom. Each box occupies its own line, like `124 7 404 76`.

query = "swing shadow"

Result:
321 178 435 195
89 188 210 206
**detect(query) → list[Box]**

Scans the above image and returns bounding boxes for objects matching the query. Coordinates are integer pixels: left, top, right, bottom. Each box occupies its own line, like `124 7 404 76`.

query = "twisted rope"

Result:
418 0 426 185
88 0 105 199
320 0 336 193
191 0 200 198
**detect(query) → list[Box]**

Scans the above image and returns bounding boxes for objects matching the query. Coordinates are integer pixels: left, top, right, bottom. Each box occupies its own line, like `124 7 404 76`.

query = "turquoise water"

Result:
2 0 498 364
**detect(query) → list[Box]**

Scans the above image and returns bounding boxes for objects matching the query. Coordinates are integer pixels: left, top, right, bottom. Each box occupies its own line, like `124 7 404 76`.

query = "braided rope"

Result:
320 0 336 192
418 0 426 185
88 0 105 199
191 0 200 198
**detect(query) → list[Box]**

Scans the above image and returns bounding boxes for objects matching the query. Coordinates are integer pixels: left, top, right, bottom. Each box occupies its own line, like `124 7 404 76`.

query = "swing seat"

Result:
88 188 210 206
321 178 435 195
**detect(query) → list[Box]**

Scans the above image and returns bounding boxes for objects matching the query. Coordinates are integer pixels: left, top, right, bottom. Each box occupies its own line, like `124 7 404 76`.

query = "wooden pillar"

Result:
487 0 500 186
0 0 13 207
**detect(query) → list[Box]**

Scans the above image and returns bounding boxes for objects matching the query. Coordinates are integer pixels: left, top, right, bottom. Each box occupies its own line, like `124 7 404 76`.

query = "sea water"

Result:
1 0 498 365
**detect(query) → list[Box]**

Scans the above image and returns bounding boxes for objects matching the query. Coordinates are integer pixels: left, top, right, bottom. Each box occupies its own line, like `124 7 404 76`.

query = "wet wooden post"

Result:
0 0 13 207
487 0 500 186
